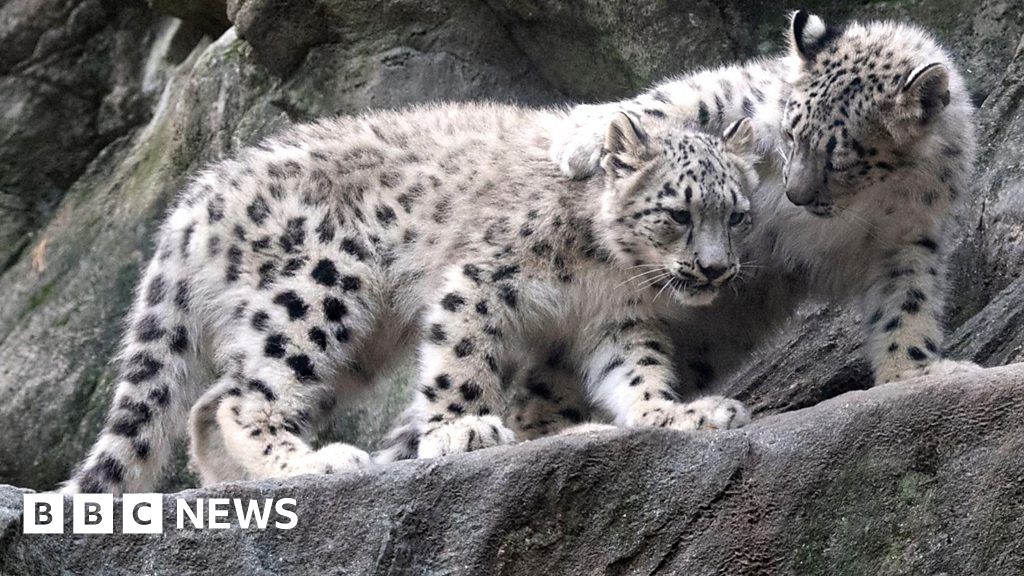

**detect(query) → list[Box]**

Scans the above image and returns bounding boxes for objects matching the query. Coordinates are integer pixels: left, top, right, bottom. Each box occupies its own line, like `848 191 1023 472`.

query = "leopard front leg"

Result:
864 240 981 385
413 263 519 458
549 78 709 179
584 317 750 432
508 351 593 440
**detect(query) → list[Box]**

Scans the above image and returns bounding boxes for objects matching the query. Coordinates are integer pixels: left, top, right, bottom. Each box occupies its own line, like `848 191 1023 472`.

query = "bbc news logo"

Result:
23 494 298 534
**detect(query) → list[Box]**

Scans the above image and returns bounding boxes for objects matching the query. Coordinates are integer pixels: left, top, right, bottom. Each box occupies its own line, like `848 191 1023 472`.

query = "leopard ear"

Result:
900 62 951 124
723 118 760 189
601 112 651 178
788 11 830 61
723 118 756 161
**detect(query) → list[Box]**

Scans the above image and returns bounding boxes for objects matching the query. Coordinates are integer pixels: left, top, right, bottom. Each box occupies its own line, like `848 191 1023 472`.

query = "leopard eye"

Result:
669 209 691 225
728 211 747 226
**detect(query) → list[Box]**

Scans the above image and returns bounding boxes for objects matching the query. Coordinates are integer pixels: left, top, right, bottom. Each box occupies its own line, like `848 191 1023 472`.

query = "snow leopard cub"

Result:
542 11 979 428
65 102 758 494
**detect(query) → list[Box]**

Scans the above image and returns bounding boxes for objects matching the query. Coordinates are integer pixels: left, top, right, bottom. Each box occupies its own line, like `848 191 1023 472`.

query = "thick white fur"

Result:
67 102 759 493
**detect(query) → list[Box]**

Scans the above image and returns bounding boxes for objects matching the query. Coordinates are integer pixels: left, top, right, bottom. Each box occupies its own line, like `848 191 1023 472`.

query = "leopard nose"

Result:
785 185 817 206
698 262 728 281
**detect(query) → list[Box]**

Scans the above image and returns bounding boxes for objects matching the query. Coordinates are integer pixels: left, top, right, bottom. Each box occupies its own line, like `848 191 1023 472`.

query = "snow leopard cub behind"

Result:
547 11 979 400
65 103 759 494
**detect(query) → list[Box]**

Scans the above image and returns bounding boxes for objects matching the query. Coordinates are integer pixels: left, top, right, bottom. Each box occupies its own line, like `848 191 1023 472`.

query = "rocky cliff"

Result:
0 0 1022 573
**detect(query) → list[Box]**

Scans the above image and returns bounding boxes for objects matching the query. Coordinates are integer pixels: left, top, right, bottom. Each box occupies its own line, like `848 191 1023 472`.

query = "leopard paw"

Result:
548 104 616 179
884 358 983 384
629 396 750 431
417 415 516 458
288 443 372 476
556 422 619 436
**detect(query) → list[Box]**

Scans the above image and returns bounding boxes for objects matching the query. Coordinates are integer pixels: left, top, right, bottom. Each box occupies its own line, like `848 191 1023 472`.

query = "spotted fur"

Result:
64 103 758 493
541 12 979 432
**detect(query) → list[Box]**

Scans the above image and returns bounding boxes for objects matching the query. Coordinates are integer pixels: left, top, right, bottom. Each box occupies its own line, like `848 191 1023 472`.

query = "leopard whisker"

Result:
653 277 674 302
637 272 671 292
617 268 671 289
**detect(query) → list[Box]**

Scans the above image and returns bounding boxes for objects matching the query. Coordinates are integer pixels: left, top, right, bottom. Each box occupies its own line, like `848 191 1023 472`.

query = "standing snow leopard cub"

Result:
527 12 981 433
65 102 758 494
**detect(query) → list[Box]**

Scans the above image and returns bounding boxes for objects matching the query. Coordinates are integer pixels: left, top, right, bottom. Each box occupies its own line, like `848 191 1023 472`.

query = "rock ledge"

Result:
2 364 1022 575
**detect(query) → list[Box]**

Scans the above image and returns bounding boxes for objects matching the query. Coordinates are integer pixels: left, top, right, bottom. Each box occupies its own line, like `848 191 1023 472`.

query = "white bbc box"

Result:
23 493 64 534
72 494 114 534
123 494 163 534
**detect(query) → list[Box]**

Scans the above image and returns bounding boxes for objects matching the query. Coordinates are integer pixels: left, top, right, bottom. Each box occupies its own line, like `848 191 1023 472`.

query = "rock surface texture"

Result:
2 365 1022 574
0 0 1022 572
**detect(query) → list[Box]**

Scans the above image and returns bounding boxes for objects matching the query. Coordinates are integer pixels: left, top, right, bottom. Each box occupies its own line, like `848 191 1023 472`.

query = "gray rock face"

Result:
2 365 1022 575
0 1 1022 568
0 0 164 269
148 0 228 36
